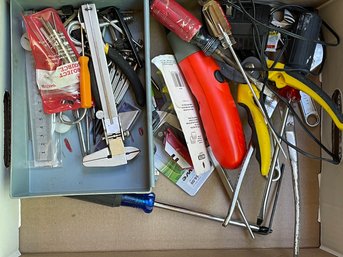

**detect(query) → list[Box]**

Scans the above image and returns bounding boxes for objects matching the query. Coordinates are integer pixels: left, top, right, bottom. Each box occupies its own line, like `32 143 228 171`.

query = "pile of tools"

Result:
23 4 144 168
149 1 341 256
75 1 341 257
22 1 343 257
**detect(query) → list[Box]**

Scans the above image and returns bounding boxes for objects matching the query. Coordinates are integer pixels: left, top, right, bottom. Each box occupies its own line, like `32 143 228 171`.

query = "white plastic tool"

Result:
81 4 139 167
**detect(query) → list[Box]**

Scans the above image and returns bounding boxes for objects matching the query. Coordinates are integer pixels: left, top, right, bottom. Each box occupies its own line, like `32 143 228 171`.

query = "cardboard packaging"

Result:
1 0 343 256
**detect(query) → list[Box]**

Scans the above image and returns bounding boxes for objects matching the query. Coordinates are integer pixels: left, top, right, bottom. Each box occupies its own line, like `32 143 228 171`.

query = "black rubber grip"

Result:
3 91 11 168
239 103 261 168
68 195 122 207
256 226 272 235
287 69 343 124
107 48 146 107
88 58 102 110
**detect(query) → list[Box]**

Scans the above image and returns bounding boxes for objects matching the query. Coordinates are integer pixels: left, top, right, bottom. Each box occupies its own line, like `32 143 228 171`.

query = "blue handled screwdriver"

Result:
69 193 270 235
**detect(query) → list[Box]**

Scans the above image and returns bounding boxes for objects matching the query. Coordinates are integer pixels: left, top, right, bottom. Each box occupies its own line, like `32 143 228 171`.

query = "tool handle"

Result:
178 51 246 169
69 193 155 213
237 84 272 176
88 58 102 110
107 47 146 107
267 60 343 130
68 194 122 207
79 56 92 108
150 0 202 42
120 193 155 213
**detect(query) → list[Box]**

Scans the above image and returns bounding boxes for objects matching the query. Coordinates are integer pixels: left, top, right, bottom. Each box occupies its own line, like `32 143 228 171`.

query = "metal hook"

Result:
58 108 87 125
272 167 281 182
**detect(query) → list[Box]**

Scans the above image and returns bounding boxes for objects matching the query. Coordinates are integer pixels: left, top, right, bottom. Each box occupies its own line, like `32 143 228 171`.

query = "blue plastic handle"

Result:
121 193 155 213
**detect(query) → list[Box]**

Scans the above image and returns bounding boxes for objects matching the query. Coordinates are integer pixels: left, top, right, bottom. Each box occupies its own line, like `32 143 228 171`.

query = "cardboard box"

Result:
1 0 343 256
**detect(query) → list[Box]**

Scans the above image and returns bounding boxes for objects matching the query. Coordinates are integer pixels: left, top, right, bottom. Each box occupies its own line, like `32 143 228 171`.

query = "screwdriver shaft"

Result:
74 110 87 157
257 106 290 225
209 148 255 239
70 193 267 235
218 25 286 159
223 145 254 227
154 201 260 232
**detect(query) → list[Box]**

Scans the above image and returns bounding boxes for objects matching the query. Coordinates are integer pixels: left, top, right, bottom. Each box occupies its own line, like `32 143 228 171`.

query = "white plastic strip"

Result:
152 55 211 175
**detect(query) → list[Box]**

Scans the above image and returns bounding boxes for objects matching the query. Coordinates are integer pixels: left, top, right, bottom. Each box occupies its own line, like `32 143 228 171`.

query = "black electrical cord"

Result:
233 0 332 75
250 0 267 68
220 0 340 163
243 1 310 74
255 77 339 164
244 0 340 164
270 4 310 15
234 0 340 46
263 84 340 164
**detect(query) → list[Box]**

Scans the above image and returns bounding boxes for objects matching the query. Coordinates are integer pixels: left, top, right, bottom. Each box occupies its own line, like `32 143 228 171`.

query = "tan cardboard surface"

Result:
319 0 343 254
20 123 321 253
20 248 335 257
20 1 323 254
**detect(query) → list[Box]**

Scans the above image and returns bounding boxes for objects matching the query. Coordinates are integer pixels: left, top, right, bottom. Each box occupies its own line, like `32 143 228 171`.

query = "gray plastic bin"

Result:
10 0 154 197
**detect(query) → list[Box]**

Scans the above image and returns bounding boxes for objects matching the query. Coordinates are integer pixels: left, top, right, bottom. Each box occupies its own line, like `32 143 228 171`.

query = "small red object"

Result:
278 86 301 102
163 128 193 168
64 138 72 153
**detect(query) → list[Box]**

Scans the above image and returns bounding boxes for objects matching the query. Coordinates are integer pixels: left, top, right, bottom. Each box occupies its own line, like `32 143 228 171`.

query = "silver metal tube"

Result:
223 145 254 227
286 130 300 257
74 110 87 157
218 25 285 158
86 111 91 155
209 148 255 239
154 202 261 232
257 107 290 225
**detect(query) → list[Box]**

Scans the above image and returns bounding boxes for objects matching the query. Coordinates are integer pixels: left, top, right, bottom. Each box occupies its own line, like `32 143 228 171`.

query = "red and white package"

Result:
23 8 81 114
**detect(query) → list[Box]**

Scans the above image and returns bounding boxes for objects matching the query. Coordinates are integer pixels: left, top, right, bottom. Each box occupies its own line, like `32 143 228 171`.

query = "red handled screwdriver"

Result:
150 0 220 56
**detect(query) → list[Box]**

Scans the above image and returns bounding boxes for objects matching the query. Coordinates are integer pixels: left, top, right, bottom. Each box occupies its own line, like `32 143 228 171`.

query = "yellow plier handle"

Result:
237 84 272 176
267 60 343 130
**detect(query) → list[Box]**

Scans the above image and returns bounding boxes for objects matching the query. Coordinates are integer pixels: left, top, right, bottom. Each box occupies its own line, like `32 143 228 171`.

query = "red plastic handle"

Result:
178 51 246 169
150 0 202 42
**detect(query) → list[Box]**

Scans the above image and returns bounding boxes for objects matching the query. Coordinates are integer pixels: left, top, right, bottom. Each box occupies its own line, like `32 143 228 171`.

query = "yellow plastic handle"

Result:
237 84 272 176
79 56 92 108
267 59 343 130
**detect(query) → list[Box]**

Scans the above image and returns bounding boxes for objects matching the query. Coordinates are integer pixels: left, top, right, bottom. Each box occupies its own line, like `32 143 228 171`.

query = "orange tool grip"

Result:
79 55 92 108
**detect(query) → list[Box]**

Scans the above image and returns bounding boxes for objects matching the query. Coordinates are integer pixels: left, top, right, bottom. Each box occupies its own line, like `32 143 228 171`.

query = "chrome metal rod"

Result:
217 24 286 158
257 107 290 225
209 148 255 239
286 129 300 257
223 145 254 227
74 110 87 157
154 202 261 232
